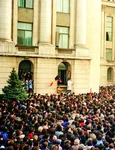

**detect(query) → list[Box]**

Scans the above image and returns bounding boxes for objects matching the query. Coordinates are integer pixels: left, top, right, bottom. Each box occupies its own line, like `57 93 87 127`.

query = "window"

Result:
18 22 32 46
56 26 69 48
18 0 33 8
56 0 70 13
107 67 113 81
106 48 112 61
106 17 113 41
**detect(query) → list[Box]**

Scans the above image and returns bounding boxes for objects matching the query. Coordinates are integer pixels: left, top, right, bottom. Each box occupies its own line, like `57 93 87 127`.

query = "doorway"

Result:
18 60 34 94
58 62 71 85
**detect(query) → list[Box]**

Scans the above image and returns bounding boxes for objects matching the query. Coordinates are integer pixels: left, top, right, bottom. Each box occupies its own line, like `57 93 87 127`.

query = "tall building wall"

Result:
0 0 107 95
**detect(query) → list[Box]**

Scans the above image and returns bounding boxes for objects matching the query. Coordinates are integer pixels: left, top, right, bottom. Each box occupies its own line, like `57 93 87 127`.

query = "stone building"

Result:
0 0 112 95
101 0 115 86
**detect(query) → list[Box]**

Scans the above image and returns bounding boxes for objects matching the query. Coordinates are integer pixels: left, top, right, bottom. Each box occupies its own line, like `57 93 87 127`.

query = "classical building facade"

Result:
101 0 115 86
0 0 110 95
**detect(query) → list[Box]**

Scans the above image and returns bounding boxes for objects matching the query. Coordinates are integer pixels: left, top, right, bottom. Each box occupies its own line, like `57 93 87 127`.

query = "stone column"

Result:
0 0 12 41
76 0 86 46
40 0 52 43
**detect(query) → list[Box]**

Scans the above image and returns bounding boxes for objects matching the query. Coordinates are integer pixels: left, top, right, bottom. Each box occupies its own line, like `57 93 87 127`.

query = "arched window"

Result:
19 60 31 72
107 67 113 81
18 60 34 93
58 62 71 85
18 60 34 81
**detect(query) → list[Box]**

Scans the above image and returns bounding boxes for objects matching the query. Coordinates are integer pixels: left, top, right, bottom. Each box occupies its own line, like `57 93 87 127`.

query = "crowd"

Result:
0 86 115 150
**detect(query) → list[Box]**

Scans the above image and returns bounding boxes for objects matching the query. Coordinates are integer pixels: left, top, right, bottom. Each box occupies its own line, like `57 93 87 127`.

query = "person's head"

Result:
42 140 48 148
78 144 85 150
51 145 59 150
22 144 30 150
87 138 93 146
32 147 40 150
109 143 114 149
13 143 20 150
74 138 80 145
56 125 62 131
103 141 109 148
64 140 71 149
97 134 103 140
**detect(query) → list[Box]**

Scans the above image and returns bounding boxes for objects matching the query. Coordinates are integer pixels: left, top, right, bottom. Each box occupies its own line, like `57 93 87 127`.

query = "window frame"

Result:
18 0 33 9
17 22 33 46
107 67 113 81
56 0 70 13
56 26 69 49
106 48 112 61
106 16 113 41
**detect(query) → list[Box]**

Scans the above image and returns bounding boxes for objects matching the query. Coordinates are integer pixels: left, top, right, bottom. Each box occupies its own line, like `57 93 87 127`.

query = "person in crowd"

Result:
18 69 23 80
28 79 33 95
67 78 73 93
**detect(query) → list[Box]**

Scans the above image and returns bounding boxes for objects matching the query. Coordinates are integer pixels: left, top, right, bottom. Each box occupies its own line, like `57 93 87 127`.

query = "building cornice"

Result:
0 52 91 60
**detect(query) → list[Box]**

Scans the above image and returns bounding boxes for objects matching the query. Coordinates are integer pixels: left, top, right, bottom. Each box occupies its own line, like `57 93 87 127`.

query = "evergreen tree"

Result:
2 68 28 101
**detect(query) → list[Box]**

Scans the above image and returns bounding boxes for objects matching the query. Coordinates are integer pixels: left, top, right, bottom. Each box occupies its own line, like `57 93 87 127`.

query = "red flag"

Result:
49 81 54 86
49 76 62 87
49 80 56 86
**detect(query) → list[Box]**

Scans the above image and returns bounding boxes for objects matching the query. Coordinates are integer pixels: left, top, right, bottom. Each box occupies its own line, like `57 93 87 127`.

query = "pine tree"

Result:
2 68 28 101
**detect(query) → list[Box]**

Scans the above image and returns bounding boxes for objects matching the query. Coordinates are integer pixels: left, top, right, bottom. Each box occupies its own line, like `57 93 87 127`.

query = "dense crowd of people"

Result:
0 86 115 150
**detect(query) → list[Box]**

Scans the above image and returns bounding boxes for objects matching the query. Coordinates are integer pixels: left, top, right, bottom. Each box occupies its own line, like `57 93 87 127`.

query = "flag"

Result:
49 75 62 86
49 81 55 86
